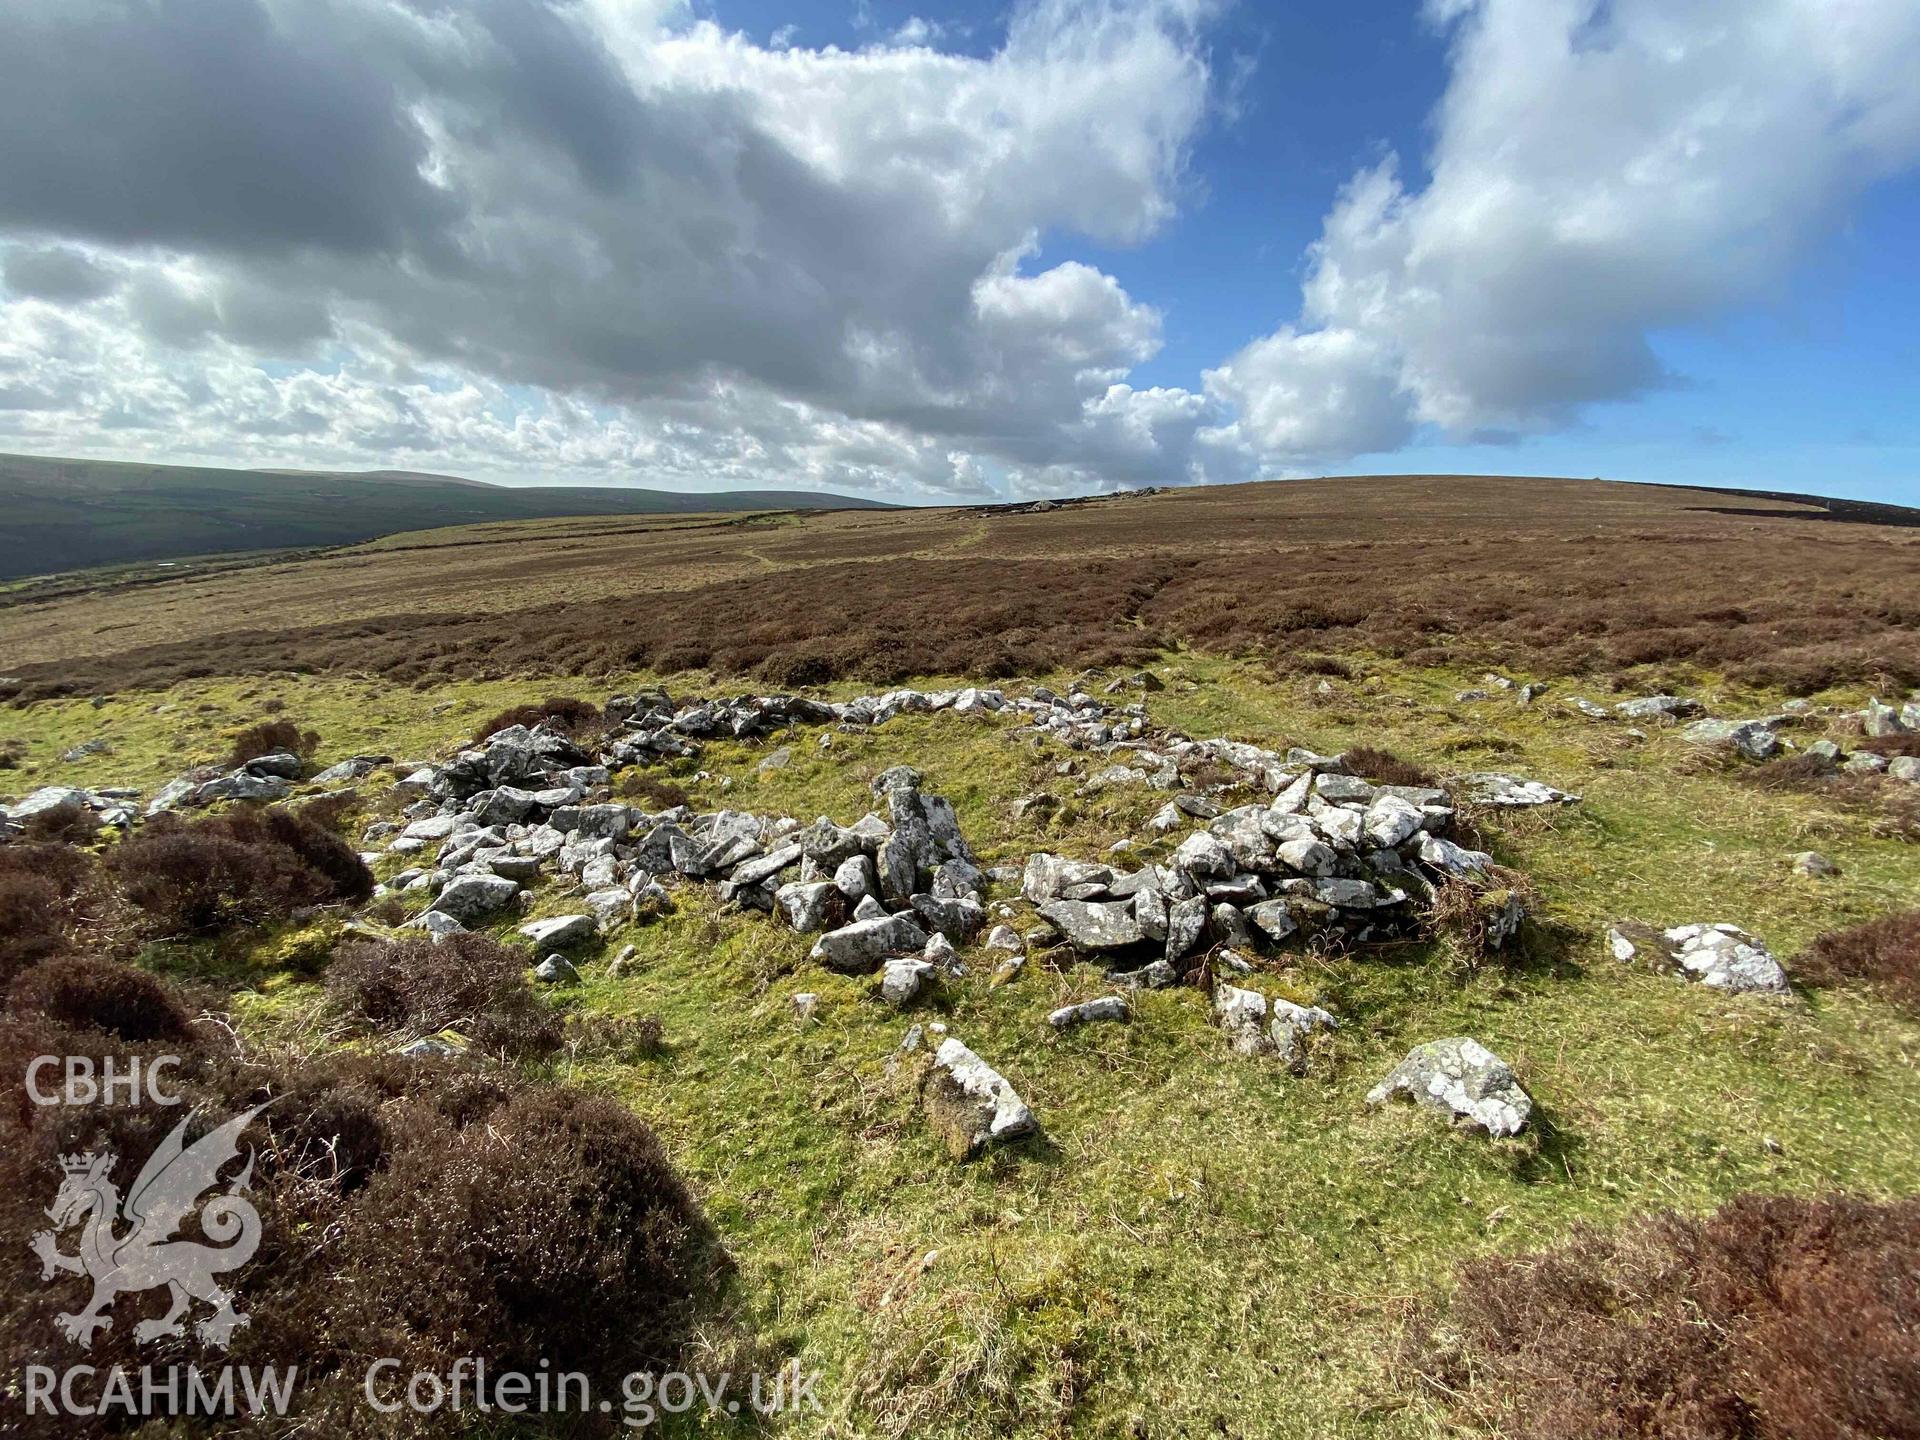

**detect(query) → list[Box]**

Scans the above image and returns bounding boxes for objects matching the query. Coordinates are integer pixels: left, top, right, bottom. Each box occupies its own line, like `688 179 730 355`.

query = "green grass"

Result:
18 652 1920 1437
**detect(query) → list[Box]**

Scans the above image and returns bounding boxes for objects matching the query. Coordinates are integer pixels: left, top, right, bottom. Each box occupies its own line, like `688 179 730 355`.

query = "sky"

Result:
0 0 1916 505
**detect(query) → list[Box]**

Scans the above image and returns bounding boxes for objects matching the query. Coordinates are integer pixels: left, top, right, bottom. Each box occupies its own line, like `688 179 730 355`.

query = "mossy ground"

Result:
8 654 1919 1437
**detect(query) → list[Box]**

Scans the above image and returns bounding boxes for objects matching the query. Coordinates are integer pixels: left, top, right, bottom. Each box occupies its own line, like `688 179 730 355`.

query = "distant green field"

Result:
0 452 893 579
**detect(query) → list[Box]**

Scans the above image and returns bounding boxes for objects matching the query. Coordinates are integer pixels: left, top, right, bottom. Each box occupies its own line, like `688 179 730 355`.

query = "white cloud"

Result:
0 0 1235 498
1213 0 1920 464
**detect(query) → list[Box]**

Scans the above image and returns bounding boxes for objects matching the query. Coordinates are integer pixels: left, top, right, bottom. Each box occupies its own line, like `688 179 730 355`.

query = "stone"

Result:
607 943 639 977
401 909 467 939
1173 831 1234 879
1607 921 1790 995
1681 718 1781 762
910 892 986 944
798 817 869 868
1047 995 1129 1028
193 773 292 806
1455 773 1580 807
489 854 544 882
1208 902 1255 950
1274 834 1337 877
584 888 633 927
1314 773 1375 804
1366 1038 1532 1137
1133 884 1169 942
533 954 580 984
1363 794 1424 848
1566 697 1611 719
1791 851 1839 878
984 924 1023 953
728 842 803 890
1213 986 1336 1070
1414 833 1492 876
1109 958 1177 989
1021 853 1113 904
5 786 92 822
241 750 305 779
853 894 887 922
881 957 937 1007
832 852 879 904
923 932 960 972
922 1038 1038 1159
518 914 597 948
428 874 522 925
1164 894 1208 963
1037 898 1145 951
810 914 930 972
790 992 819 1021
1246 899 1299 943
1889 756 1920 783
1862 698 1910 738
777 880 845 933
1614 695 1702 721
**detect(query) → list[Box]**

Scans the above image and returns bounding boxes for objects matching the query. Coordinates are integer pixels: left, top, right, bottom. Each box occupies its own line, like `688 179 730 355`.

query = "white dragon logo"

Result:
30 1104 267 1350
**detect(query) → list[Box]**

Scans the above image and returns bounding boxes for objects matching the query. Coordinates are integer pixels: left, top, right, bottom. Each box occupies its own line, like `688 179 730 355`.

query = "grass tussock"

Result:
1409 1193 1920 1440
1796 910 1920 1016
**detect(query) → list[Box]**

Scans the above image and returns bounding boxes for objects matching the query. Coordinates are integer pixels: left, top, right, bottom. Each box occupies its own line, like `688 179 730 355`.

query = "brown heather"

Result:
1 476 1914 701
1 955 720 1438
1796 910 1920 1016
1412 1193 1920 1440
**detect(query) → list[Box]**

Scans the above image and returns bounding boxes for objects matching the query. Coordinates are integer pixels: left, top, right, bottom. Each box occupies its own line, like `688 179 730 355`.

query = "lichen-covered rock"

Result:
1047 995 1129 1029
922 1038 1038 1159
1366 1038 1531 1137
518 914 596 948
1037 898 1145 951
1454 773 1580 807
1608 921 1790 994
1681 717 1781 762
880 957 936 1007
1213 985 1336 1070
810 913 929 972
428 873 522 925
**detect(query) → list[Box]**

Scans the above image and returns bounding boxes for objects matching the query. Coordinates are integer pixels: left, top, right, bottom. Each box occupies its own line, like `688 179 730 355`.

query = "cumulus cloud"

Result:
1211 0 1920 464
0 0 1240 498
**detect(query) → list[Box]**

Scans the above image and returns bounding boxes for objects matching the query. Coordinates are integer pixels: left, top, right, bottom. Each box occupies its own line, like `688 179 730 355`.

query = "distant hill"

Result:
0 453 895 579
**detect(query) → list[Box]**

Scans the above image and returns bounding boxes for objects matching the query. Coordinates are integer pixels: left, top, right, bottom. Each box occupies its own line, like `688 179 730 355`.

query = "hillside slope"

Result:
0 452 894 579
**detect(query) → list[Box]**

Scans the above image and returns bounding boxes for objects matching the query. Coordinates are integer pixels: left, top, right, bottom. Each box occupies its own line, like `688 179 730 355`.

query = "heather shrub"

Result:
473 695 603 743
18 799 100 843
334 1085 717 1395
1796 910 1920 1016
227 718 320 768
1343 744 1440 790
0 974 720 1437
325 933 563 1058
107 806 373 935
1410 1192 1920 1440
0 841 103 981
6 956 192 1042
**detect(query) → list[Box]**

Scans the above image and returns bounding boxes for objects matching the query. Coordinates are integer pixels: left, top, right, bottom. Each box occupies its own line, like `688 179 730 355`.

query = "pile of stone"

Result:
0 784 140 834
1018 753 1516 974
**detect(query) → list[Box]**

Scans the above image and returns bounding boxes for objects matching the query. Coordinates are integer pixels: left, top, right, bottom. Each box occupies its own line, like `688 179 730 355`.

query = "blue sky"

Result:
723 0 1920 503
1 0 1916 503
